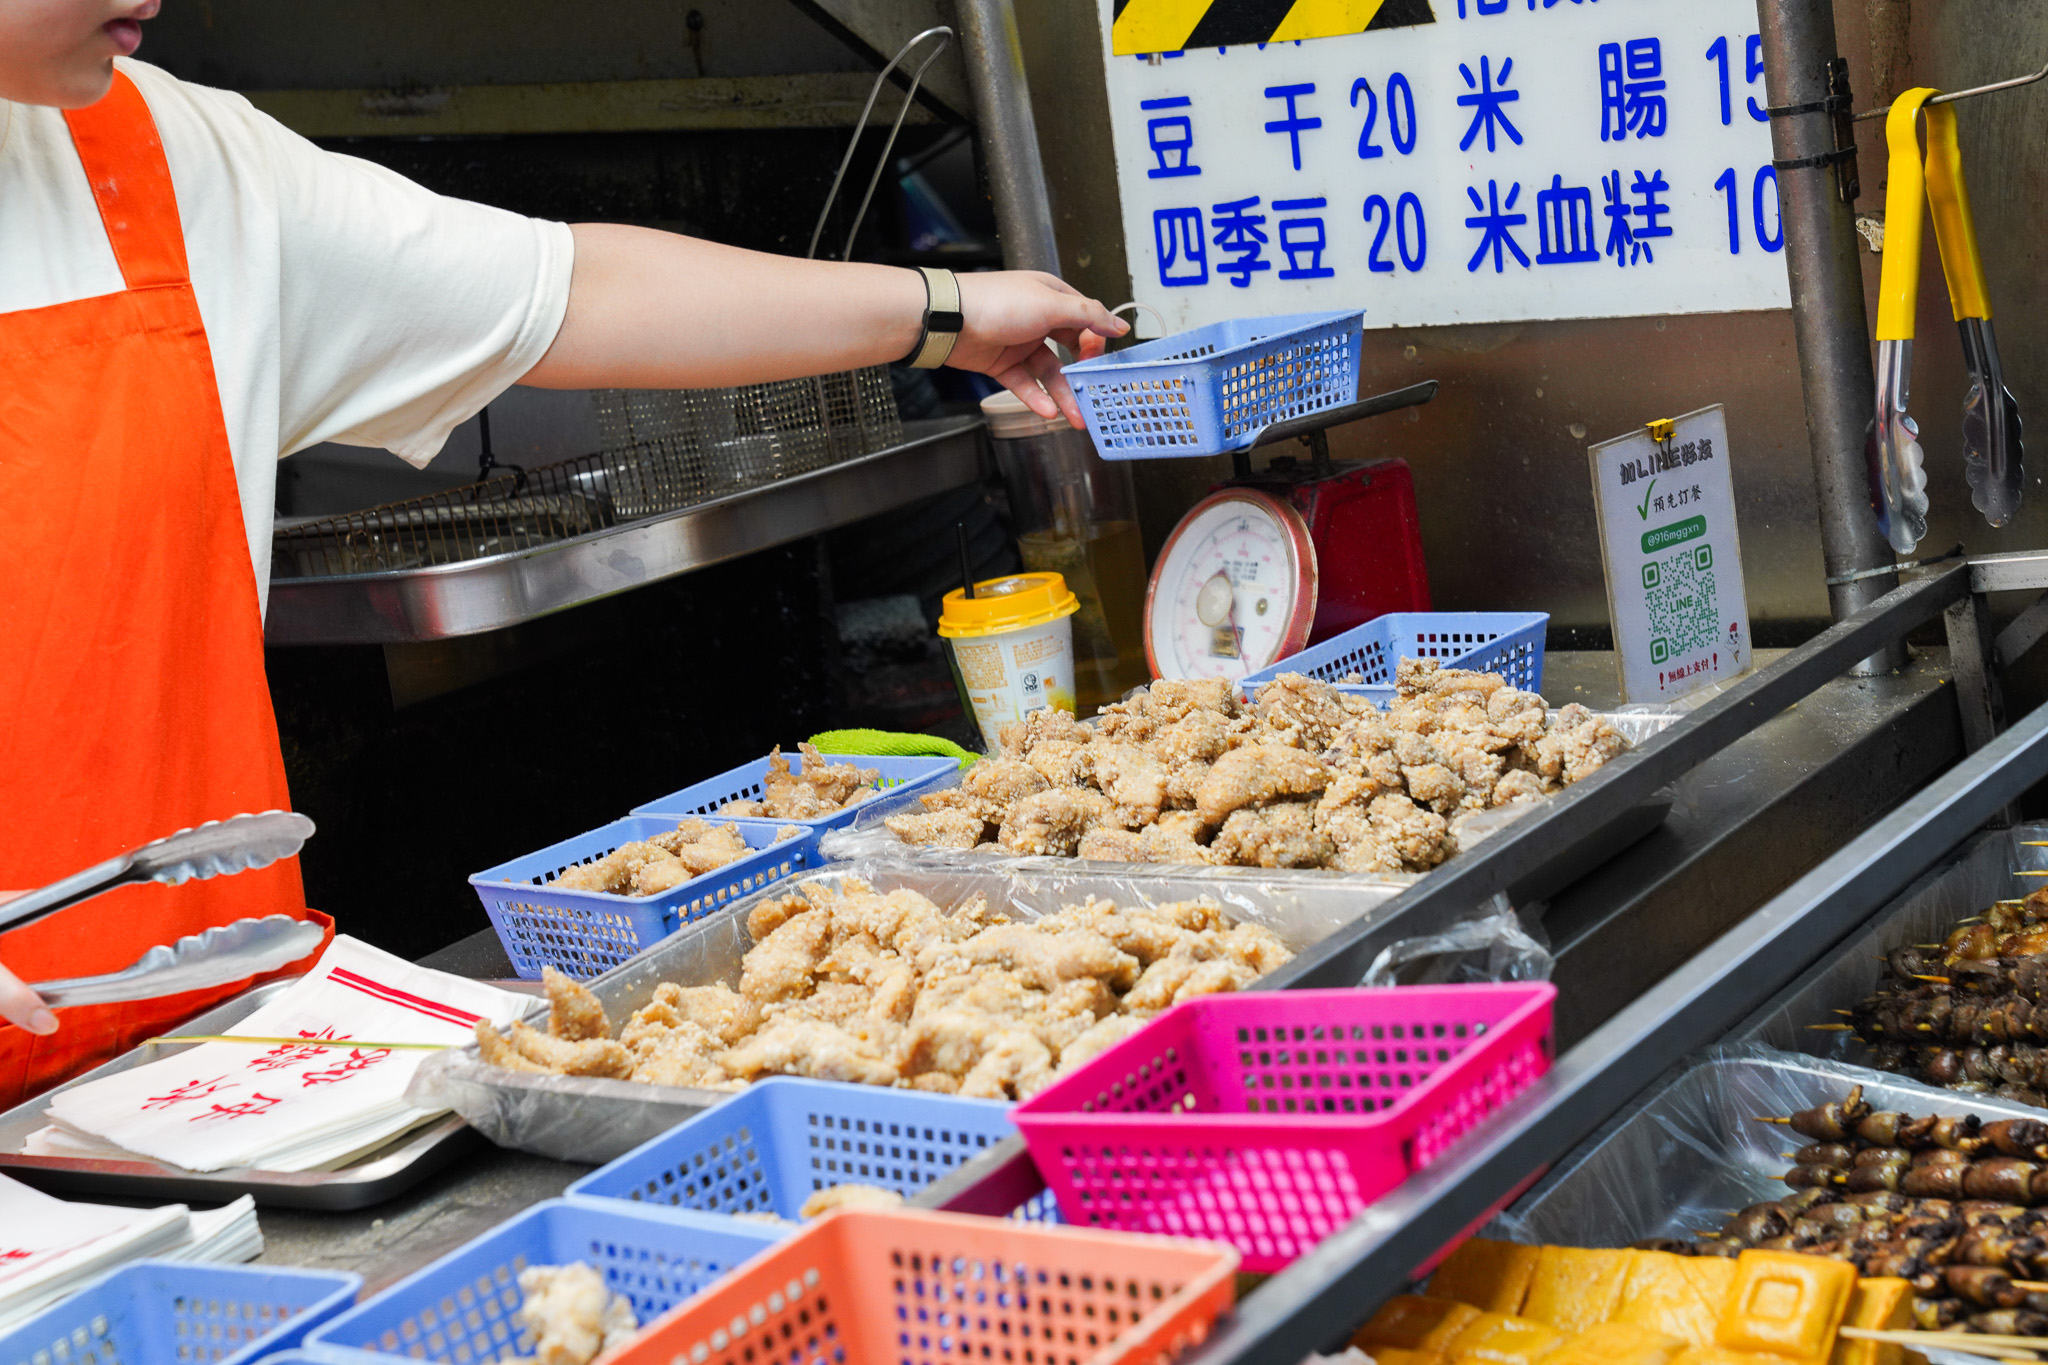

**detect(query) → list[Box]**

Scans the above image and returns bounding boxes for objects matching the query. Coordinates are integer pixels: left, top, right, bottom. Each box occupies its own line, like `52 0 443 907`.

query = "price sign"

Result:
1099 0 1789 333
1589 404 1751 703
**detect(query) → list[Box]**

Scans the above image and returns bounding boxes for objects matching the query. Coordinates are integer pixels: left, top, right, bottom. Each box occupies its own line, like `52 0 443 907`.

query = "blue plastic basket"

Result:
1062 310 1363 459
304 1200 784 1364
0 1260 361 1365
568 1076 1059 1222
1239 611 1551 706
468 817 819 980
630 752 957 830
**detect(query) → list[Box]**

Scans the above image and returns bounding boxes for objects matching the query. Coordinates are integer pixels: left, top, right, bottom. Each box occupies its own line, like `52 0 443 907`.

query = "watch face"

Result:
1146 489 1318 681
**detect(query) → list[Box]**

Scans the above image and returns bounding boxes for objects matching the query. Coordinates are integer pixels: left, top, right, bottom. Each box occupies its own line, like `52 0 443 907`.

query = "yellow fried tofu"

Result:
1545 1321 1687 1365
1828 1277 1913 1365
1356 1296 1483 1353
1614 1250 1725 1348
1681 1257 1738 1324
1715 1250 1856 1364
1442 1311 1569 1364
1429 1239 1543 1314
1371 1352 1446 1365
1671 1350 1802 1365
1521 1247 1637 1335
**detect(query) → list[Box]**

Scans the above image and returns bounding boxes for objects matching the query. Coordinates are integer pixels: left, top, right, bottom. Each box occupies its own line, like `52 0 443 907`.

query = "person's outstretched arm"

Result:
521 225 1126 427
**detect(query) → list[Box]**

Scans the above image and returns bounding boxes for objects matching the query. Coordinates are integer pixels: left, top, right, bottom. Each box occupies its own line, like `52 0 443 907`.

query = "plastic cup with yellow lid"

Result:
938 572 1081 750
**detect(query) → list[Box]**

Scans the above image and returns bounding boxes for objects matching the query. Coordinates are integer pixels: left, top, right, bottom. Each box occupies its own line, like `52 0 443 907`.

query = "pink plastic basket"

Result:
1011 985 1555 1272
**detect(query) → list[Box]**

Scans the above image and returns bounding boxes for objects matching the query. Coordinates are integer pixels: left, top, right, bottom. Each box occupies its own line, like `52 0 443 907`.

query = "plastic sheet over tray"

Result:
821 710 1685 885
1490 1046 2045 1365
408 860 1409 1163
1730 821 2048 1068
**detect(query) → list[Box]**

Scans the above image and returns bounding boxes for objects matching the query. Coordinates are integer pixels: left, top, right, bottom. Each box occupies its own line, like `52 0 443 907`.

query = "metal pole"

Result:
1756 0 1904 672
952 0 1063 275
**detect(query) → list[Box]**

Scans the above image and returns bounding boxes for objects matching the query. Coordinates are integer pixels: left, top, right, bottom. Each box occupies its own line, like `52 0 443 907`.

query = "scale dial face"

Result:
1144 489 1318 682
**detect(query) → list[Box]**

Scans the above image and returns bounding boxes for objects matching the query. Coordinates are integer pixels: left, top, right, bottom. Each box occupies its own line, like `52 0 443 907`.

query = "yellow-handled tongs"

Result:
1925 99 2024 527
1869 89 2024 553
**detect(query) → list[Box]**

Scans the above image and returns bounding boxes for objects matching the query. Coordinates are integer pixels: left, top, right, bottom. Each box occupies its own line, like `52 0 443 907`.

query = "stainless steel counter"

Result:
264 415 988 646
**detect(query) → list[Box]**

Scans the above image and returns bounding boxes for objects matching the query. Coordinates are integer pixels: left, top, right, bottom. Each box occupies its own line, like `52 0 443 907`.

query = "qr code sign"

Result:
1642 544 1718 664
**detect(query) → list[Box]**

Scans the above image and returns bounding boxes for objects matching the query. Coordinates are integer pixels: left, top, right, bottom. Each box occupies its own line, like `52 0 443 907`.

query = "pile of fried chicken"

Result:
473 879 1292 1099
548 818 801 898
882 660 1627 874
720 743 879 820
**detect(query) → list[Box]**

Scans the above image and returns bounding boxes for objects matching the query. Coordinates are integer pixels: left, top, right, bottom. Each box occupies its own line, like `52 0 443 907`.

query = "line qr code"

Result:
1642 543 1718 664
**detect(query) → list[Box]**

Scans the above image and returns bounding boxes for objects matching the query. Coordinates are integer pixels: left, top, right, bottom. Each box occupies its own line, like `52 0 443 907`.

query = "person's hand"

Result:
0 961 57 1036
947 272 1128 429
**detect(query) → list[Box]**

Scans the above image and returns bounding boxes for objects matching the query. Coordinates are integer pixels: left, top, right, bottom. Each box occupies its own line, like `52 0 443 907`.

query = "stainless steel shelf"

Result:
264 415 988 646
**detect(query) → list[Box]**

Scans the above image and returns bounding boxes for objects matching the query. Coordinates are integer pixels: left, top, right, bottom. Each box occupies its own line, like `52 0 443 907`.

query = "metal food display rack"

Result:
263 412 985 645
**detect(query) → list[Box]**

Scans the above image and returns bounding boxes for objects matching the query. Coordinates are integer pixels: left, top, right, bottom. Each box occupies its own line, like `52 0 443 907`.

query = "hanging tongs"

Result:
1924 101 2025 527
1867 88 1937 555
3 811 324 1008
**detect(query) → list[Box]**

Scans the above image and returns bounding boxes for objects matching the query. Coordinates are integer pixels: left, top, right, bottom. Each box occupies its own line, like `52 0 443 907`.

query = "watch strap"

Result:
909 266 964 369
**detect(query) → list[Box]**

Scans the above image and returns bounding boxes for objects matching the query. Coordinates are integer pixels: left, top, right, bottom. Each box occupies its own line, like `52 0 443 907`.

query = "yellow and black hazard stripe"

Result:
1111 0 1435 57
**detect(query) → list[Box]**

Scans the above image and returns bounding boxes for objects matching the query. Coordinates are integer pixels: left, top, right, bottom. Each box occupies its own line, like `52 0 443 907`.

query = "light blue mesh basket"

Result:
0 1260 361 1365
567 1076 1060 1223
468 817 818 980
303 1200 783 1363
1063 310 1363 459
1238 611 1550 705
629 752 956 830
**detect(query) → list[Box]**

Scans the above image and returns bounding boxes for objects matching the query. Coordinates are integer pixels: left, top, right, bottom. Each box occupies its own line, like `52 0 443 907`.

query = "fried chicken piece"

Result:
998 708 1088 759
1023 739 1089 788
1219 922 1294 975
717 1017 901 1086
1076 828 1152 862
1142 811 1215 865
1399 761 1469 816
1033 977 1117 1056
625 982 760 1047
1486 687 1550 749
960 1028 1058 1099
1318 801 1404 874
1209 799 1334 869
1162 759 1210 811
1055 1014 1148 1074
1491 768 1553 806
912 962 1040 1020
1249 673 1353 750
1144 899 1230 933
906 1072 961 1093
626 1020 739 1090
744 890 812 942
475 1019 554 1073
796 742 877 806
1367 792 1450 870
1081 742 1168 824
515 1262 638 1365
1173 956 1257 1003
633 853 701 896
1122 944 1209 1014
669 823 753 875
896 1008 1002 1081
963 758 1051 817
739 907 834 1005
1041 900 1190 965
1140 677 1241 724
798 1184 906 1219
768 980 875 1031
961 922 1140 991
1532 704 1629 784
506 1020 635 1079
1148 710 1234 770
1425 731 1507 811
828 886 948 953
542 967 610 1041
720 799 766 818
552 839 673 895
997 788 1116 856
1395 657 1506 704
884 807 990 849
1195 745 1330 825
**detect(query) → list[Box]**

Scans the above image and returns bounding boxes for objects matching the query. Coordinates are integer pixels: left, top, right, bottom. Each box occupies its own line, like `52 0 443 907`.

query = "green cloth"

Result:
808 729 977 767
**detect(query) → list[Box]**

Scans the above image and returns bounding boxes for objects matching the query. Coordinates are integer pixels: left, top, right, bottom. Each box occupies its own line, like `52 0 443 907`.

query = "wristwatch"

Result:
904 266 964 369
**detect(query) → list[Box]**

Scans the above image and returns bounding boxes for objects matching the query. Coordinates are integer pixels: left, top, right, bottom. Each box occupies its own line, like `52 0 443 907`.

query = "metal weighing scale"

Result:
1143 380 1439 681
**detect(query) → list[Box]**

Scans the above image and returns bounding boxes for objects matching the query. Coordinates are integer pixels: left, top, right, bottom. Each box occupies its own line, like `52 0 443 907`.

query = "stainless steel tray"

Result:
1728 821 2048 1067
1491 1050 2039 1365
824 710 1684 899
0 979 481 1211
411 861 1408 1163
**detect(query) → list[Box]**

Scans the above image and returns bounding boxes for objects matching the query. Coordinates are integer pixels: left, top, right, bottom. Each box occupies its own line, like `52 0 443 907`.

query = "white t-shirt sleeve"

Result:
261 127 574 467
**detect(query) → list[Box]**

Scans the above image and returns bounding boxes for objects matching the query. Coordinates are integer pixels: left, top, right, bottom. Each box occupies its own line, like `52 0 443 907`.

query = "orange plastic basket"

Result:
605 1207 1239 1365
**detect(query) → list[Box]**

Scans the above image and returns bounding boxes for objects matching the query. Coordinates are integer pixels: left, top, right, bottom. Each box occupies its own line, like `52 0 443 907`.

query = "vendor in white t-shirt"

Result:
0 0 1127 1099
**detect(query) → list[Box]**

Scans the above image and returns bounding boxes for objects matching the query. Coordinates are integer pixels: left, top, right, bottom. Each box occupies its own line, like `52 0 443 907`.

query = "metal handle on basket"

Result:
806 26 957 263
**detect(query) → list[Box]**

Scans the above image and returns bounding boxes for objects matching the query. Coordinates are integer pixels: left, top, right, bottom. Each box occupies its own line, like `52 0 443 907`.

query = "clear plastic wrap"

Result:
1486 1044 2048 1365
1359 896 1553 987
407 859 1409 1163
1731 823 2048 1065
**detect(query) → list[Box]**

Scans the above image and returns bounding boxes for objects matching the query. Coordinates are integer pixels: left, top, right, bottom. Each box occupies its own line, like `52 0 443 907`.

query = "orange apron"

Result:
0 72 330 1107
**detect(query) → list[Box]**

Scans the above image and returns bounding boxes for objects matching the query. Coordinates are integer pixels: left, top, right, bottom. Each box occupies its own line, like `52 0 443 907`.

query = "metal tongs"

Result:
1924 101 2024 527
3 811 323 1008
1867 88 2024 554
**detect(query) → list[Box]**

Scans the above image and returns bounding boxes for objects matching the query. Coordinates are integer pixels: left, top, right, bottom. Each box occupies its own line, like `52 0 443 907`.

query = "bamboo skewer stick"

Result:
1838 1328 2044 1360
